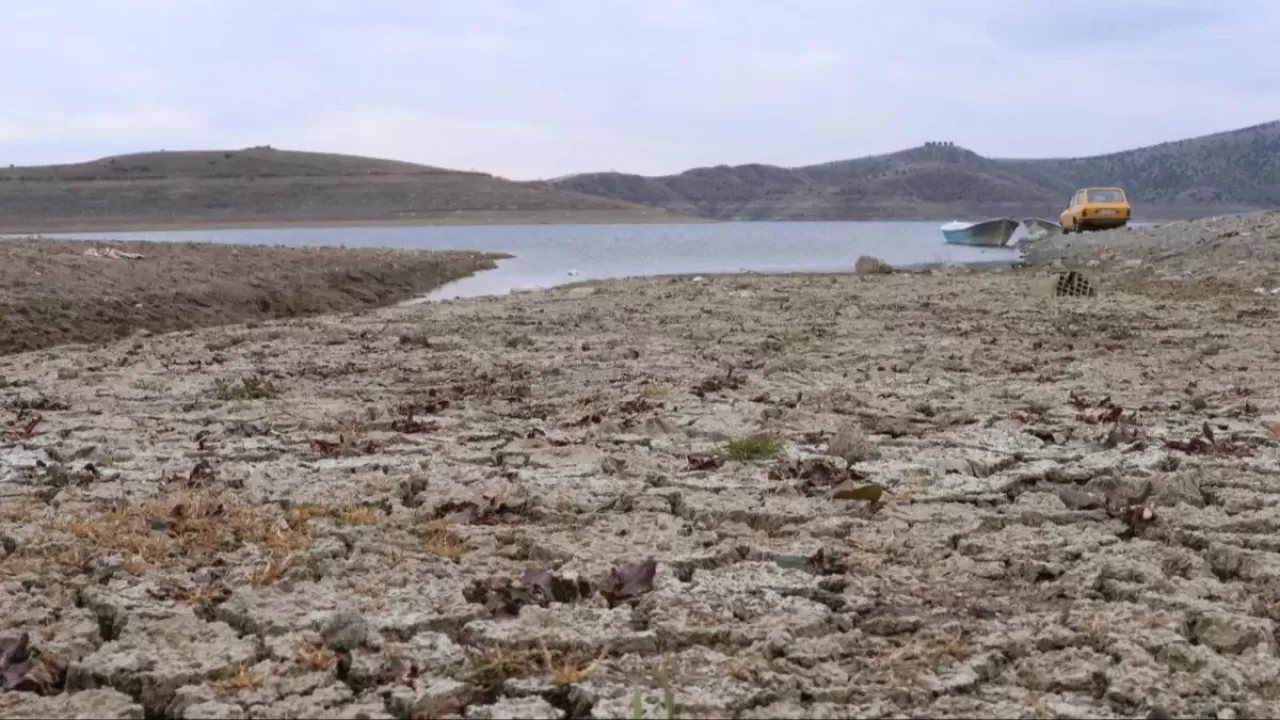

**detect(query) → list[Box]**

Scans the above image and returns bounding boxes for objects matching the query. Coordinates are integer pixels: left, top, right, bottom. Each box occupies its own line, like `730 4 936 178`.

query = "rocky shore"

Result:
3 213 1280 718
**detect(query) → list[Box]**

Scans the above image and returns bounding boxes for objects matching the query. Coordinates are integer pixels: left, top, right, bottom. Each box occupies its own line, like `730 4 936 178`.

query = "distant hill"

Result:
0 146 453 181
0 147 684 232
532 121 1280 221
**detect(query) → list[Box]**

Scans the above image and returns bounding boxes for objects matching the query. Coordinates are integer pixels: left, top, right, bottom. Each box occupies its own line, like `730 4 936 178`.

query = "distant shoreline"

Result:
0 209 711 235
0 211 1228 236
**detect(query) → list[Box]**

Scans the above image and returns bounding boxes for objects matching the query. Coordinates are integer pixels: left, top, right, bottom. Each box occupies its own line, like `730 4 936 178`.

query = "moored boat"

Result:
940 218 1020 247
1020 217 1063 240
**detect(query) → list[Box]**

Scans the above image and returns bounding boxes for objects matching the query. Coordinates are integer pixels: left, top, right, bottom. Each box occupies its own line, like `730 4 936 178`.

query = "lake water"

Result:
42 221 1027 301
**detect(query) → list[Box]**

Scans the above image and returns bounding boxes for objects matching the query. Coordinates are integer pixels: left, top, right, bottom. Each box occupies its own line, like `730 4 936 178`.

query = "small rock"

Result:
0 688 144 719
320 609 370 653
936 458 972 476
862 415 913 438
862 615 922 636
465 696 565 719
854 255 894 275
1058 487 1104 511
1187 610 1273 655
400 679 477 719
600 456 626 475
180 701 245 720
89 555 125 583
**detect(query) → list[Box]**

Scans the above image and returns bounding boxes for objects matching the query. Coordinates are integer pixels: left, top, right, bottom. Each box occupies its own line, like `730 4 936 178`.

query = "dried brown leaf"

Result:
1201 421 1216 446
832 482 885 503
685 453 724 471
1 633 61 695
599 558 657 605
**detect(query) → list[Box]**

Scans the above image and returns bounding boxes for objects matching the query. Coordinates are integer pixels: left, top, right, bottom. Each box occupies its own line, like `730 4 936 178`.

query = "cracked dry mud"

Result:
5 230 1280 718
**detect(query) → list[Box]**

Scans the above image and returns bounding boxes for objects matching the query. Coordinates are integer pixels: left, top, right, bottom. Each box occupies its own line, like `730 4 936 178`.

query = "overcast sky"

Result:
1 0 1277 179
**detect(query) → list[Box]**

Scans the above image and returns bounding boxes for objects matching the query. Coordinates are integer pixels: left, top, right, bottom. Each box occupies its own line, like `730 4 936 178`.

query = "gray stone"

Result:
0 688 144 720
1188 611 1274 655
465 696 565 719
854 255 894 275
180 701 246 720
321 609 371 653
65 611 258 714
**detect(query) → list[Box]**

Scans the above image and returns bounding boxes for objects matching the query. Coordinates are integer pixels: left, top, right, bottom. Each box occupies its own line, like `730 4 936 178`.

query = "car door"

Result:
1062 191 1082 228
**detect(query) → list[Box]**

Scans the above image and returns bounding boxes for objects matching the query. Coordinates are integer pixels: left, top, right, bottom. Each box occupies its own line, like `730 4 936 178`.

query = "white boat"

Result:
940 218 1020 247
1020 217 1063 240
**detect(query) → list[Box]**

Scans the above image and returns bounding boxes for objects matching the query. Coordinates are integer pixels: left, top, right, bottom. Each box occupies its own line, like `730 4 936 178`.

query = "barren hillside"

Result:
0 147 685 232
535 121 1280 221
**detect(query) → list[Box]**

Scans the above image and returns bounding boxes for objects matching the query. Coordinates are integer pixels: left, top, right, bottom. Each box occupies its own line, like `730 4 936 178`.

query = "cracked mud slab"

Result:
5 223 1280 718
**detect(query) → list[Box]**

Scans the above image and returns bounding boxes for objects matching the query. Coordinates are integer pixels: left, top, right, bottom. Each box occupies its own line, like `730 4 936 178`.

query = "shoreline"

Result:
0 209 710 235
0 237 505 355
0 211 1245 236
6 206 1274 353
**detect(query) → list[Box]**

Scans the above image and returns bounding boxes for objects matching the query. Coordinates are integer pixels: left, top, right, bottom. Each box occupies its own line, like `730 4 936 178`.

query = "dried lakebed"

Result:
3 268 1280 719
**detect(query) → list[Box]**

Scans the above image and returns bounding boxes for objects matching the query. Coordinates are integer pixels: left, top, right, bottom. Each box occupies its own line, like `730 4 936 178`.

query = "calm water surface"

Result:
47 221 1027 300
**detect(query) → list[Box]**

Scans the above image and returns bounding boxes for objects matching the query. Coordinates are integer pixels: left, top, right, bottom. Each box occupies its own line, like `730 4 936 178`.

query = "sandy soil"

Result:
3 214 1280 718
0 238 503 355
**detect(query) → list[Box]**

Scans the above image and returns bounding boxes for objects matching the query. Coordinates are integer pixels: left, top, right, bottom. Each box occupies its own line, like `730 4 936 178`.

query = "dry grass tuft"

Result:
469 647 541 686
725 434 785 462
219 661 265 690
540 643 597 686
422 524 467 558
467 644 598 688
3 491 313 579
213 375 281 401
249 552 295 586
295 642 339 672
285 503 327 531
310 414 381 457
333 505 386 526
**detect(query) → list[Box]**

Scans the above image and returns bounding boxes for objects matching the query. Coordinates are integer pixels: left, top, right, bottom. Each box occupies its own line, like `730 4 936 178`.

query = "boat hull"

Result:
941 218 1020 247
1020 217 1062 240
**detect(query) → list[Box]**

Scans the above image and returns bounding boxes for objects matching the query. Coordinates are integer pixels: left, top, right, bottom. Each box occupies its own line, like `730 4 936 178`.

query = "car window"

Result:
1087 189 1124 203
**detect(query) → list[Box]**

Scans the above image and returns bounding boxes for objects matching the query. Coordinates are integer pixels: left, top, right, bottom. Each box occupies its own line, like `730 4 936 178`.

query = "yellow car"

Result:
1059 187 1131 233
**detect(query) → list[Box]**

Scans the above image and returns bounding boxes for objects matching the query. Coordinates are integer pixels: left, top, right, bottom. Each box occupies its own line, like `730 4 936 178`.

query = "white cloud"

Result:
351 26 515 57
730 47 847 75
0 0 1276 176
